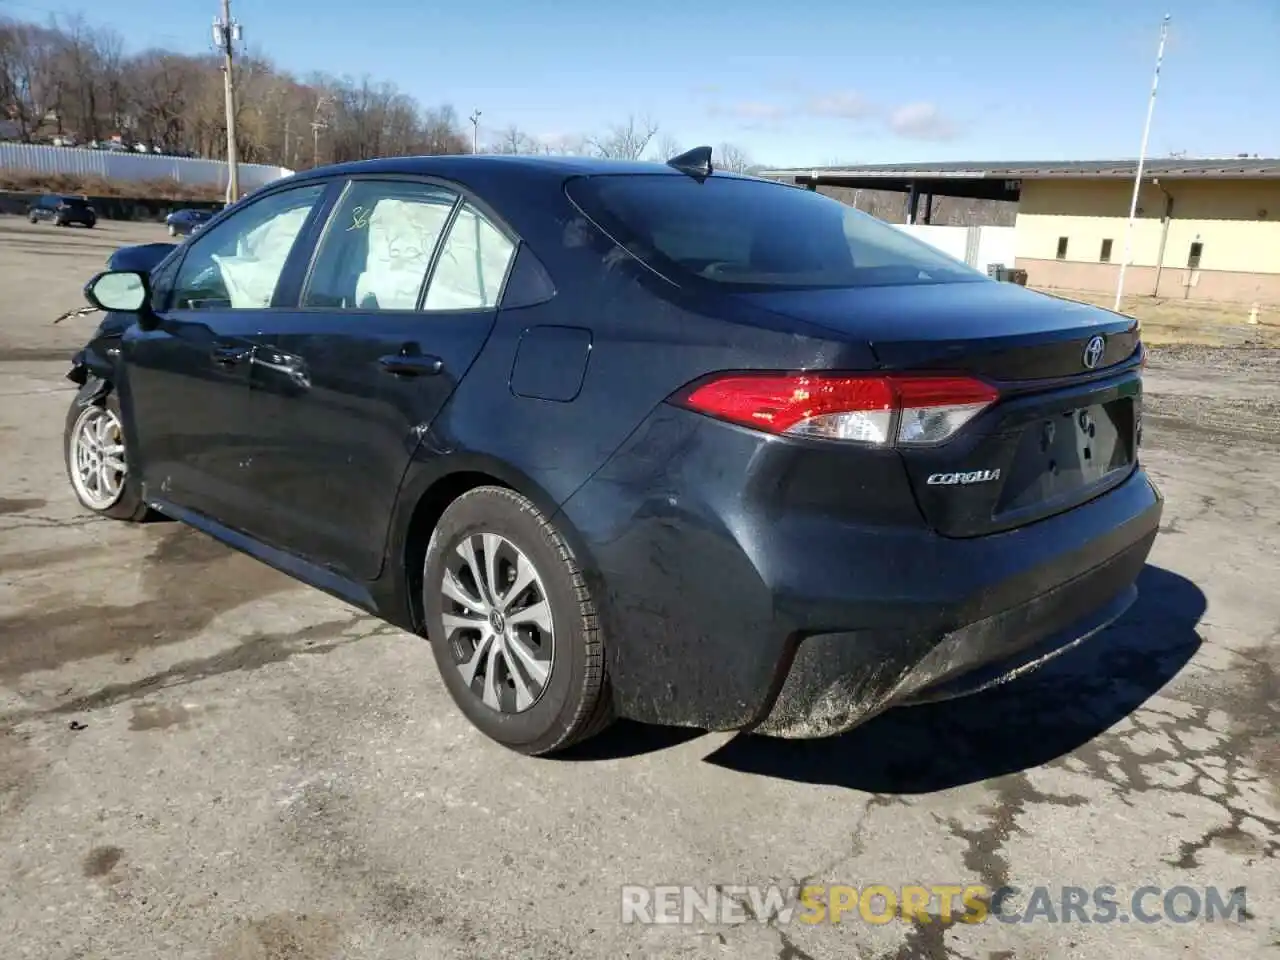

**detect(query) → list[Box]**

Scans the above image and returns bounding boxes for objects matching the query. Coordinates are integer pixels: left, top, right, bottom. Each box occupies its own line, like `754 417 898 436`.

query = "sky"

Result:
3 0 1277 167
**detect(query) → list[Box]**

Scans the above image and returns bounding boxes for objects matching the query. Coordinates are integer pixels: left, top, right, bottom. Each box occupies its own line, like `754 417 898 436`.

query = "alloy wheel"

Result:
440 532 555 714
69 405 127 510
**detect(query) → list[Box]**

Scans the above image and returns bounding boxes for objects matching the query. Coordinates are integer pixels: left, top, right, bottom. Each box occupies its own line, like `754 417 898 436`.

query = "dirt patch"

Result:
212 913 344 960
0 543 93 575
0 497 47 516
51 616 374 715
128 702 193 731
82 844 124 878
0 727 40 820
0 525 296 682
0 347 78 362
1039 287 1280 348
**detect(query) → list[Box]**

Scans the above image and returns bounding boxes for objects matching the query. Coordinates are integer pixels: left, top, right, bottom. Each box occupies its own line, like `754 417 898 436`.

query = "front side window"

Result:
170 183 325 310
302 180 459 311
423 202 517 310
565 174 985 290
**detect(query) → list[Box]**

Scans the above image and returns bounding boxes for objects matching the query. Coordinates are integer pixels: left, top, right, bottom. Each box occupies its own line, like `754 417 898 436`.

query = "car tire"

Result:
63 392 150 522
167 224 177 237
28 213 38 224
85 220 95 229
423 486 613 756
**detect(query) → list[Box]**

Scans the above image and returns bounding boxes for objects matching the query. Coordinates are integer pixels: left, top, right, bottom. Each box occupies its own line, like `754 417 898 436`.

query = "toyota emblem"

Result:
1082 335 1105 370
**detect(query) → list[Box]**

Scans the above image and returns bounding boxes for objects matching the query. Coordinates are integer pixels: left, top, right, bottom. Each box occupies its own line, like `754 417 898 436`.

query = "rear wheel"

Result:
422 486 612 755
63 393 149 521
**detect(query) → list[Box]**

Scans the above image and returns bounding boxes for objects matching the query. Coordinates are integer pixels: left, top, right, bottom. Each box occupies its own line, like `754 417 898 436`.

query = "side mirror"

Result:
84 270 150 313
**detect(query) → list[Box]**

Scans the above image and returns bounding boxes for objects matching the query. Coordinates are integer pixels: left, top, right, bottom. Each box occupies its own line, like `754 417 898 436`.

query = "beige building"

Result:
1017 174 1280 304
764 158 1280 306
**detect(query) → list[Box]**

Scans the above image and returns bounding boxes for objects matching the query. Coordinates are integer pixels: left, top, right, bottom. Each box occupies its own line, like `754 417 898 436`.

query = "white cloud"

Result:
805 91 876 120
887 102 958 141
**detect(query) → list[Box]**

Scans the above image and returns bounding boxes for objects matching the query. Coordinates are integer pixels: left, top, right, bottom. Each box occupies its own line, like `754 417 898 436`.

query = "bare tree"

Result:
495 123 539 155
588 114 658 160
716 142 753 174
655 133 681 162
541 133 589 156
3 11 694 176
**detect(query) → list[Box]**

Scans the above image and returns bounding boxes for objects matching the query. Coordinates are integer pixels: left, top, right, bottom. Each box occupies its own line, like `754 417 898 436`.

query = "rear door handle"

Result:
212 345 252 366
378 353 444 376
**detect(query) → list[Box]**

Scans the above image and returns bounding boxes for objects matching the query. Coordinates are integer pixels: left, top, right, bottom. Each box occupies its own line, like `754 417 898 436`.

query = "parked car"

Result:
165 207 215 237
65 149 1161 756
28 194 96 228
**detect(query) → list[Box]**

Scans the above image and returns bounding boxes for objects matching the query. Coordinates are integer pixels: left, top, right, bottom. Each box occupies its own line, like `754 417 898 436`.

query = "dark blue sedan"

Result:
65 148 1160 755
164 207 215 237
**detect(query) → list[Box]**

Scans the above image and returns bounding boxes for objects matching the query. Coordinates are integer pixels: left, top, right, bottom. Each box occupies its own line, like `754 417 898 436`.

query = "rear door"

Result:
248 176 519 578
117 181 330 529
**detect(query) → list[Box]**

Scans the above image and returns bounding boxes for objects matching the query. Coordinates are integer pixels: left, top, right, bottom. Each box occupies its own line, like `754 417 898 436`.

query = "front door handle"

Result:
212 344 252 366
378 352 444 376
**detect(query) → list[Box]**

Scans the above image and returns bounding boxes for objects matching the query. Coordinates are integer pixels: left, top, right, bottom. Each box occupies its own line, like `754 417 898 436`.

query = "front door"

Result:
118 181 330 530
248 177 519 579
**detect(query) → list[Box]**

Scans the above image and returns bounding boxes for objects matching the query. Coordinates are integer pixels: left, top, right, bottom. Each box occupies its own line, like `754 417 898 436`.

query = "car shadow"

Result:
699 564 1204 792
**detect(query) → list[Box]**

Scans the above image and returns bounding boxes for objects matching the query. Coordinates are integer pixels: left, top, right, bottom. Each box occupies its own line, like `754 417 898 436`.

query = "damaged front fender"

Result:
70 375 112 409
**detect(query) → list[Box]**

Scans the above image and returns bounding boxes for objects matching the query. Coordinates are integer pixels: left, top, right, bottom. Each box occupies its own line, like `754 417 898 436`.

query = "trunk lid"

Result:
739 280 1144 537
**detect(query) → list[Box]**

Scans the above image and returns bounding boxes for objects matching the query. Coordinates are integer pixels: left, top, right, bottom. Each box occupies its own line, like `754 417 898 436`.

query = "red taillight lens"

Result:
676 372 999 447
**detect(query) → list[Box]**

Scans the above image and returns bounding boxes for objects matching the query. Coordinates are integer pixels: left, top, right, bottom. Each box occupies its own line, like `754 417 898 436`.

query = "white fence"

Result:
894 224 1017 275
0 143 292 192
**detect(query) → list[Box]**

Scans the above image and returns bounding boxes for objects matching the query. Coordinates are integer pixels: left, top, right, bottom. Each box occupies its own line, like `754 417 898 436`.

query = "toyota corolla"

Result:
65 148 1161 755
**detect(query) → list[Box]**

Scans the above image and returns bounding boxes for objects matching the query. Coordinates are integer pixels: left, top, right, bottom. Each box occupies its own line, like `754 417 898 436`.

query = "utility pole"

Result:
1114 14 1170 312
469 109 481 154
311 95 333 169
213 0 242 204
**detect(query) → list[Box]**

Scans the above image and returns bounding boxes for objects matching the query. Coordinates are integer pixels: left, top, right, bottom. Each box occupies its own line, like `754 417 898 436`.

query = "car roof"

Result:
280 153 754 188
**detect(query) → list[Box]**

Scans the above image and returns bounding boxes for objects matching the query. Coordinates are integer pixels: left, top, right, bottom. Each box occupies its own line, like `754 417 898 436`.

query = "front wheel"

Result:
423 486 613 756
167 224 177 237
63 392 150 521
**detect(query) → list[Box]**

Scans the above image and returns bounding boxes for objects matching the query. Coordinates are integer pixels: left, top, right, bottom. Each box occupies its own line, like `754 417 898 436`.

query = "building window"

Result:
1100 239 1113 263
1187 242 1203 270
1056 236 1069 260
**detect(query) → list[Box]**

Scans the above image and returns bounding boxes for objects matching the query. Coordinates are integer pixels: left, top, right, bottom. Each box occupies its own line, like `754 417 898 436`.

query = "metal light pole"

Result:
1114 14 1171 312
469 110 481 154
213 1 242 204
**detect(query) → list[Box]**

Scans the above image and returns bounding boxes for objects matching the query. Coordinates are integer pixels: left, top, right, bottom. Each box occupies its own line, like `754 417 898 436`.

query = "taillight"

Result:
675 372 999 447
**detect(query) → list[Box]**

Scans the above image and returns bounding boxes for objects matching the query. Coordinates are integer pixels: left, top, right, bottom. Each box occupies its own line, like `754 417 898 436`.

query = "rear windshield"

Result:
61 197 90 208
566 174 986 290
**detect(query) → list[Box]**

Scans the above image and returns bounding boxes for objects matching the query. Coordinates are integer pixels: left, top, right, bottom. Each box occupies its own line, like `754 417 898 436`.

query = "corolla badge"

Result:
927 469 1001 486
1082 335 1106 369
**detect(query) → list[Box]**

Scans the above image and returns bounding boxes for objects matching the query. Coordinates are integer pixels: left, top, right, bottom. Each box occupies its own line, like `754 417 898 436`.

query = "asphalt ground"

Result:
1 216 1277 959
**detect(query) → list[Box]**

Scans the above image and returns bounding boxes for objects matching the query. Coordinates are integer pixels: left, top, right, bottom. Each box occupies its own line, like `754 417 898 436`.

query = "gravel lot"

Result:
1 217 1277 959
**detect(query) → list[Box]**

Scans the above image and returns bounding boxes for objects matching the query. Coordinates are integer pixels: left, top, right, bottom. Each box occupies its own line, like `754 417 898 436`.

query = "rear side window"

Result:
566 175 985 290
423 202 517 310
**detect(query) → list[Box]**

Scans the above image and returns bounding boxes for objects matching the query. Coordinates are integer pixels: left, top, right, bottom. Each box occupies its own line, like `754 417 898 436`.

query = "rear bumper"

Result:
558 405 1163 734
752 526 1153 738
